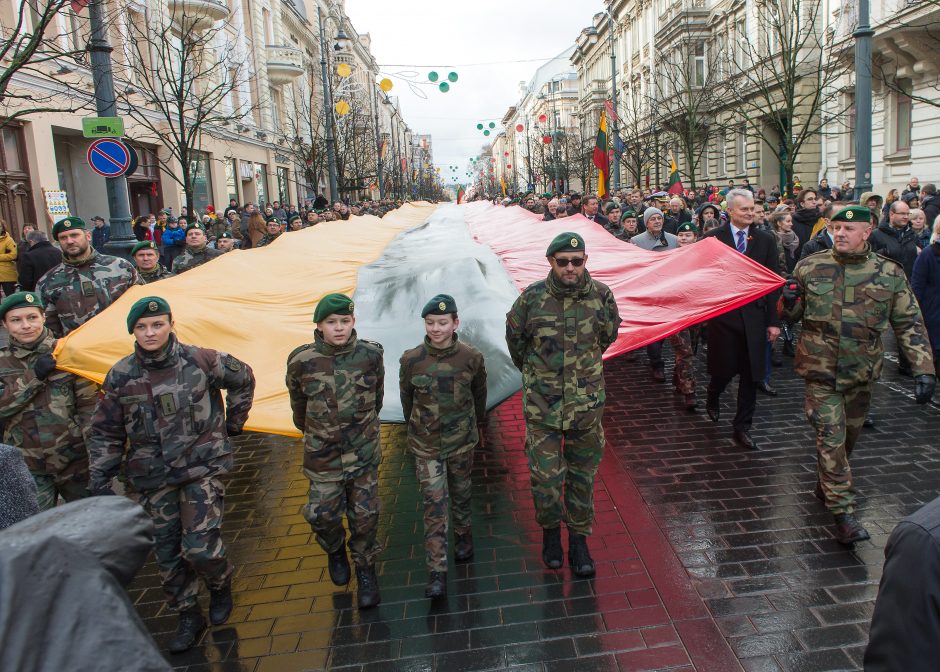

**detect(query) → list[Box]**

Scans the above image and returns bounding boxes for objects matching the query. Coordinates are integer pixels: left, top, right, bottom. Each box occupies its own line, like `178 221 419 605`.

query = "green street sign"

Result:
82 117 124 138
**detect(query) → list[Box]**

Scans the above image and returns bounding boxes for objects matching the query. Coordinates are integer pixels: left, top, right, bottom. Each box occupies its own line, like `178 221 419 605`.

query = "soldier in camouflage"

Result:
285 293 385 609
254 218 283 248
669 222 700 411
0 292 91 510
782 205 936 544
88 296 255 653
506 232 621 577
132 240 174 284
171 222 224 274
35 216 143 337
399 294 487 598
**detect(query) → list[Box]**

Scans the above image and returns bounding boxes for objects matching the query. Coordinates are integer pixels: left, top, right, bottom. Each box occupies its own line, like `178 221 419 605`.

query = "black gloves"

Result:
33 354 57 380
781 280 802 308
225 423 243 437
915 375 937 405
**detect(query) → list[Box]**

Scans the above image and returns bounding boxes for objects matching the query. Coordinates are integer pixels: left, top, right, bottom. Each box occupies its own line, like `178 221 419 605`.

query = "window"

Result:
895 79 912 152
736 125 746 174
845 91 856 160
262 8 272 44
226 159 238 203
270 88 282 132
691 41 706 87
255 163 268 205
735 18 747 65
189 151 214 214
701 141 710 178
717 133 726 176
277 166 290 203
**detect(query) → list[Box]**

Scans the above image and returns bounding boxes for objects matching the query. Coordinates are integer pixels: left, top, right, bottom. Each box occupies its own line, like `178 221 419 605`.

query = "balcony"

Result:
266 45 304 85
169 0 230 30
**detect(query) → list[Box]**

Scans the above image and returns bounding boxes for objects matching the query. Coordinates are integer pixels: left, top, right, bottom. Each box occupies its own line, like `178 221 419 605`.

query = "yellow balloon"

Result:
379 78 393 92
335 100 351 116
337 63 352 78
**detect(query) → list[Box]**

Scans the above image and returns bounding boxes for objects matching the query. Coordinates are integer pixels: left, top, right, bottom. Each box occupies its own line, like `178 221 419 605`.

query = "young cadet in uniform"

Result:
669 221 699 411
132 240 174 284
88 297 256 653
399 294 487 598
172 222 223 274
0 292 90 509
782 205 936 543
285 293 385 609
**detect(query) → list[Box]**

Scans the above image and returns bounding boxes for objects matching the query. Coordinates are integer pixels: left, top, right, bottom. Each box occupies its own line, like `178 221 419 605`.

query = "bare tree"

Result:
614 88 658 188
0 0 96 124
116 4 255 214
872 0 940 109
725 0 850 193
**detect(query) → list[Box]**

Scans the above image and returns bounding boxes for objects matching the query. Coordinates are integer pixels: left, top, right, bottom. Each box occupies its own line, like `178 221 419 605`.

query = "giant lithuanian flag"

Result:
592 110 609 198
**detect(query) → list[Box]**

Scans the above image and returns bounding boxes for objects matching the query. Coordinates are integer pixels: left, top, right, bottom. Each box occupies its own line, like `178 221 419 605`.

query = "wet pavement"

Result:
131 341 940 671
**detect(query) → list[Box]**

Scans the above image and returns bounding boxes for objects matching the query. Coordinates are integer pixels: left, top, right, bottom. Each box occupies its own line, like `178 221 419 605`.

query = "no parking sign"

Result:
86 138 131 177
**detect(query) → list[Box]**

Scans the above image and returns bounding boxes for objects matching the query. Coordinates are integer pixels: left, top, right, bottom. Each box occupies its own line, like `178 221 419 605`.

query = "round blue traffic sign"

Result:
87 138 131 177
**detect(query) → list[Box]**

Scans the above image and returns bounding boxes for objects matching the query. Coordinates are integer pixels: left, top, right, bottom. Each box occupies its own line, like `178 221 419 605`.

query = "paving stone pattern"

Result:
130 340 940 671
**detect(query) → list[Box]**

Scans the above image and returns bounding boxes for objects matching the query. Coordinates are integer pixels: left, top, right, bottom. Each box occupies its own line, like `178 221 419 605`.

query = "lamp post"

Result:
653 123 661 188
317 6 341 202
853 0 873 197
606 9 621 192
370 79 384 198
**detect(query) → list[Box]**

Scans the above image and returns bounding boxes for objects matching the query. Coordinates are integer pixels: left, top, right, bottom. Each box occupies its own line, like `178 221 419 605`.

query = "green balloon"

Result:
448 72 458 83
488 122 495 129
439 82 450 93
476 123 483 130
428 71 439 82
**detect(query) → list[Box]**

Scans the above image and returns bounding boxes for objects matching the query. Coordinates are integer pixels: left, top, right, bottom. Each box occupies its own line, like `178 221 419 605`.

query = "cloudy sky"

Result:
343 0 601 186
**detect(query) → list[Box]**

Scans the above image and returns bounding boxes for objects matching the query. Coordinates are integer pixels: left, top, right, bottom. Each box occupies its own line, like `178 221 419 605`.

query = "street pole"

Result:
608 11 621 192
88 0 133 257
317 7 339 203
853 0 873 198
370 81 384 198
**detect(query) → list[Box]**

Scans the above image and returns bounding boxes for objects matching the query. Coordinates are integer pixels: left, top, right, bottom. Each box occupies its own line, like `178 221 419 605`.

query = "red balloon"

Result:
515 123 524 132
538 114 547 123
542 135 551 144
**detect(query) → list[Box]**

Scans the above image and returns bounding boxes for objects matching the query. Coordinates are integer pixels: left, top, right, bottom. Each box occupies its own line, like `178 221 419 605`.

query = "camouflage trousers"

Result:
303 466 383 568
669 329 696 395
415 450 474 572
525 423 604 536
805 381 873 515
33 472 89 511
132 477 233 612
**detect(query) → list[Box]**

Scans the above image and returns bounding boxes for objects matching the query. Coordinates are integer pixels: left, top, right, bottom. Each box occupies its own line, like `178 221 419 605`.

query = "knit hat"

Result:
643 207 664 222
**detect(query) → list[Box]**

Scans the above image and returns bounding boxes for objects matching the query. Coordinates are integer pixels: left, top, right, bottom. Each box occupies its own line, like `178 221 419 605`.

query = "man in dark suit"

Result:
581 195 609 227
702 189 781 449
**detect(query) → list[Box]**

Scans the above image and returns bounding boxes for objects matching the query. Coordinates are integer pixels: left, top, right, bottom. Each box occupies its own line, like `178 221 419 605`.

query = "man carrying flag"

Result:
593 111 609 199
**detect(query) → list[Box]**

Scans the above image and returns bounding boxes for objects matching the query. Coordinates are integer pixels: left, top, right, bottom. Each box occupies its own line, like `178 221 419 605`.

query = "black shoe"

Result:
814 480 825 503
833 513 870 545
899 365 913 377
208 582 233 625
705 398 720 423
757 381 777 396
783 339 795 357
651 368 665 382
167 607 206 653
542 527 563 569
568 533 596 578
684 394 697 412
863 415 875 429
355 565 381 609
454 532 474 562
733 429 758 450
327 548 351 586
425 571 447 598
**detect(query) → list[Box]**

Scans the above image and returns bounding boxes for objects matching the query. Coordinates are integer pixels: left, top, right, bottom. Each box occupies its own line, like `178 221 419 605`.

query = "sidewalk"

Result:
129 344 940 671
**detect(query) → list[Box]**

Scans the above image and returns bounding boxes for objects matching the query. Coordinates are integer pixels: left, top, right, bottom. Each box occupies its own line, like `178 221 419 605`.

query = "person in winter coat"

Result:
160 217 186 269
132 216 152 242
911 218 940 375
909 208 931 250
0 220 18 297
15 231 61 292
247 212 266 248
921 184 940 227
817 179 833 201
870 200 918 279
791 189 826 257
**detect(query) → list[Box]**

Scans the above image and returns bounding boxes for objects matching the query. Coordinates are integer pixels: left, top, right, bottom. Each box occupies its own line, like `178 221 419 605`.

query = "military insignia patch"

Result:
25 294 34 303
571 238 579 247
439 301 446 311
224 355 242 371
349 301 355 310
148 301 158 312
845 210 854 220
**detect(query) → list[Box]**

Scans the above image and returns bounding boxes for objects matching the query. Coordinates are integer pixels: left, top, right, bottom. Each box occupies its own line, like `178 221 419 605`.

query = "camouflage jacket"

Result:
506 270 621 430
254 233 281 248
285 330 384 483
171 245 224 274
36 250 143 337
399 335 487 460
0 328 90 477
88 334 256 493
139 264 174 284
783 244 934 390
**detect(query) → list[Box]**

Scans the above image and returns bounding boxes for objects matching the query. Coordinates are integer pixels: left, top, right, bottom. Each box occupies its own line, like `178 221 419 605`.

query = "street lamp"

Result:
604 9 621 192
317 6 340 202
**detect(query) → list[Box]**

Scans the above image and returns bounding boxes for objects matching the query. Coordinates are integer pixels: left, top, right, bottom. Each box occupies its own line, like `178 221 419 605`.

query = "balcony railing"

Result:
169 0 230 30
266 45 304 85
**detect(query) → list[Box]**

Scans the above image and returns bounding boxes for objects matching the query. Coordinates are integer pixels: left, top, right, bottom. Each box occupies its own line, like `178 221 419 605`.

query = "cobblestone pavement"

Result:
131 340 940 671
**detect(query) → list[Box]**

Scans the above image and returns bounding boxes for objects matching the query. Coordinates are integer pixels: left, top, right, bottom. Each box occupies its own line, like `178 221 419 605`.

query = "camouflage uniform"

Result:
254 233 281 248
171 245 224 274
783 244 934 514
0 328 91 509
285 330 385 567
399 335 487 571
36 250 143 337
88 334 255 612
670 329 696 395
506 270 621 535
139 264 174 284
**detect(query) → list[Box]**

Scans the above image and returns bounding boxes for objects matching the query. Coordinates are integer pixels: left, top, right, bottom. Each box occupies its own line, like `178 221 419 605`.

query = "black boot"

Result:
167 607 206 653
425 571 447 598
568 533 596 577
814 480 825 503
328 548 351 586
782 338 795 357
454 531 474 562
542 527 563 569
208 582 233 625
834 513 870 545
355 565 381 609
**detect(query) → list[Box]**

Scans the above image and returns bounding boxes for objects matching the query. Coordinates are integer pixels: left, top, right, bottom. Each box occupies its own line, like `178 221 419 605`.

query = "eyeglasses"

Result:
553 257 585 267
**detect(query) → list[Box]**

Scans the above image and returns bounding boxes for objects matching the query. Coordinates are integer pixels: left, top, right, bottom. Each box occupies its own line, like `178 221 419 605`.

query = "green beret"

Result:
288 214 302 224
219 231 233 239
51 216 86 239
265 215 279 224
541 193 553 199
831 205 872 223
622 210 637 219
0 291 44 321
313 293 354 323
675 221 699 236
126 296 171 333
185 221 205 232
421 294 458 318
131 240 158 256
546 232 585 256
